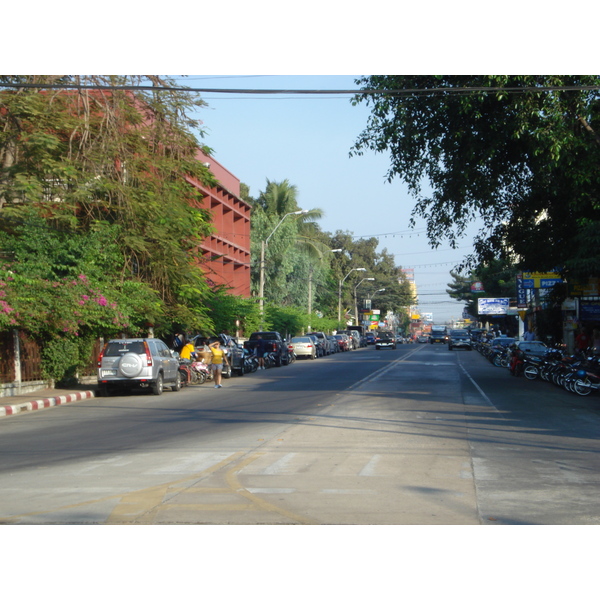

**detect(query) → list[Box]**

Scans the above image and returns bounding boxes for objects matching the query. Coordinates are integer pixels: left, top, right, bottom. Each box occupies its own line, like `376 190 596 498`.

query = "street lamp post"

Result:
338 267 367 322
259 209 309 322
353 278 375 325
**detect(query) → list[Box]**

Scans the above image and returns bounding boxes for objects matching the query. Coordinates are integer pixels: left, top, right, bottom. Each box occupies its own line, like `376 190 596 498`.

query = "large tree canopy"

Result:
0 75 217 336
351 76 600 279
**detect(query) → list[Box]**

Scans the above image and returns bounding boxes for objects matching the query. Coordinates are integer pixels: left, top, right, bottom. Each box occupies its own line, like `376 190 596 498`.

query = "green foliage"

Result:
352 75 600 277
204 288 262 336
265 304 310 337
40 337 80 383
0 76 217 342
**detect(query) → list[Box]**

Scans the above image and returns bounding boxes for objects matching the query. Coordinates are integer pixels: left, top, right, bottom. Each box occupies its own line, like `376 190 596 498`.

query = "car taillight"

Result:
97 343 108 368
143 341 153 366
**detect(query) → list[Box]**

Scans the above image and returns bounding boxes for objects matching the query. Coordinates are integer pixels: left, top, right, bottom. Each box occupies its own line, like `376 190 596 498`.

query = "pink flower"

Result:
78 274 88 283
96 296 107 306
0 300 14 313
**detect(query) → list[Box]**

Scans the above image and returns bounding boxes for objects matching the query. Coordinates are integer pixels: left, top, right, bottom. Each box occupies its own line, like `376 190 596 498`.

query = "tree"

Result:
327 230 415 322
250 179 325 307
351 76 600 278
0 75 217 336
446 260 519 325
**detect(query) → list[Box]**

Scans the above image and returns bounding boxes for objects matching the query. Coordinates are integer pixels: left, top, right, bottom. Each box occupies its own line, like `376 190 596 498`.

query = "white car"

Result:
289 336 317 359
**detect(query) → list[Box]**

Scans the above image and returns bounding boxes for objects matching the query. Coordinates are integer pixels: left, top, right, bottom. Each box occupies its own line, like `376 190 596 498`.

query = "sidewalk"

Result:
0 383 96 418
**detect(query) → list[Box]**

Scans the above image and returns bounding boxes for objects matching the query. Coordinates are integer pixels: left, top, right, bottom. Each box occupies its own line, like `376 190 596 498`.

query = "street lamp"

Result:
353 278 374 325
259 209 309 320
338 267 367 322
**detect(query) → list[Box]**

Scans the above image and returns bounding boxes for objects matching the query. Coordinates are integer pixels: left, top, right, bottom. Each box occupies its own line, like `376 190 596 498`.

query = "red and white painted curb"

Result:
0 391 95 418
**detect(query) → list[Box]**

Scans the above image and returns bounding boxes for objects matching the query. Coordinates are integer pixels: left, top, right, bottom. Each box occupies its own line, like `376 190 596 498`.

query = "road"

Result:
1 342 600 524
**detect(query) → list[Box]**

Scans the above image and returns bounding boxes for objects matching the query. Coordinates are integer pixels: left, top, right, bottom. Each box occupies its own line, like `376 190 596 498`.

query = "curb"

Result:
0 390 96 418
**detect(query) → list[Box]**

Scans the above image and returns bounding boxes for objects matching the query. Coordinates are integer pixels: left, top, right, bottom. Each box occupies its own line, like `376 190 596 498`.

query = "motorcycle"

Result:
242 348 258 373
566 355 600 396
490 346 510 368
177 360 193 387
190 359 212 384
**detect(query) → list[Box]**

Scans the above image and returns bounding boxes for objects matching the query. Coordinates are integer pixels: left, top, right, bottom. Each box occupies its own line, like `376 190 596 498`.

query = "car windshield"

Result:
492 338 515 346
291 337 311 343
250 332 279 340
104 341 145 356
519 342 547 351
450 330 468 337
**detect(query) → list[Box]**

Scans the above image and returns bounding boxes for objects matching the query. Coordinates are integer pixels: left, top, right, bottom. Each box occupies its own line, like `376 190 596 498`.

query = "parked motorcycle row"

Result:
476 336 600 397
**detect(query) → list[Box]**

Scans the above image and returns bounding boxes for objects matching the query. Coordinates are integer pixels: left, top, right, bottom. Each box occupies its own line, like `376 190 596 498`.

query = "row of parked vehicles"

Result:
475 333 600 396
289 330 362 359
97 329 373 396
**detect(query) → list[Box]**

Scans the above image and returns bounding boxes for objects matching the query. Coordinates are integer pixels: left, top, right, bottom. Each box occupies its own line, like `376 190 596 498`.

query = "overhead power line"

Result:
1 82 600 97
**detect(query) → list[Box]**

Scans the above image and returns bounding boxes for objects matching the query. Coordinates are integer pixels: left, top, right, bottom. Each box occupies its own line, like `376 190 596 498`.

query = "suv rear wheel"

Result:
171 371 182 392
152 373 164 395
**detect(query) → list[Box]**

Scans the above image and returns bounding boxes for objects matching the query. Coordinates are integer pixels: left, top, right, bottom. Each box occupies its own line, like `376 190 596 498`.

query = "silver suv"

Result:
97 338 181 396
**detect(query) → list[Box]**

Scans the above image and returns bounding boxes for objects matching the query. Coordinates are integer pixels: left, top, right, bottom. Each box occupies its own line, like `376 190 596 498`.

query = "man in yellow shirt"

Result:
180 341 196 361
208 339 229 388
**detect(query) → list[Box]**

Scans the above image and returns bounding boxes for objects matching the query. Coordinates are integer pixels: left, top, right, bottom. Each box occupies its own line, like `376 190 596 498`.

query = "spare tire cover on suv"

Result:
118 352 144 378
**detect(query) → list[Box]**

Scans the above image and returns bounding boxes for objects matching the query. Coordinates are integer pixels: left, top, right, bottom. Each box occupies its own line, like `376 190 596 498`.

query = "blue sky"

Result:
18 6 589 323
186 75 476 323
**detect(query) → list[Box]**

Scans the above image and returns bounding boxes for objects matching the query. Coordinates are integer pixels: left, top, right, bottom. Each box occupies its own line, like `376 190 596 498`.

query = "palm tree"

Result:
251 179 326 307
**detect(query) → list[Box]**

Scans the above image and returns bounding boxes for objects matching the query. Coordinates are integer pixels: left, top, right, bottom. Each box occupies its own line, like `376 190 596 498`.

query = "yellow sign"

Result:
522 272 561 279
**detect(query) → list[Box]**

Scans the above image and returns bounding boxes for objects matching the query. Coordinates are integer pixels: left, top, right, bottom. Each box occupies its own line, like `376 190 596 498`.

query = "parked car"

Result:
327 335 340 353
448 329 472 351
338 330 360 350
312 332 332 355
489 337 516 350
288 336 317 359
365 332 376 345
98 338 181 396
333 334 350 352
306 334 323 357
515 340 549 358
375 331 397 350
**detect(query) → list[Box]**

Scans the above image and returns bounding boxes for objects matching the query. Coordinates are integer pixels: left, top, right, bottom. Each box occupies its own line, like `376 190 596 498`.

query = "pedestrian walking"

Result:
208 339 229 388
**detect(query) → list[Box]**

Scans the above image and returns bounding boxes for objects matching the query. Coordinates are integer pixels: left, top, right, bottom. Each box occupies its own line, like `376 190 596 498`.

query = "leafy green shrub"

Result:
41 337 80 384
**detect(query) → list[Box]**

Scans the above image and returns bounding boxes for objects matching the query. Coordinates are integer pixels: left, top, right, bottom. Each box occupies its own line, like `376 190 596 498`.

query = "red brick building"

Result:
185 151 251 297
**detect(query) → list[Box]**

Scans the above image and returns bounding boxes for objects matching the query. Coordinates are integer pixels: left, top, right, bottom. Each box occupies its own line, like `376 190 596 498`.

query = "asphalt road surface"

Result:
2 342 600 525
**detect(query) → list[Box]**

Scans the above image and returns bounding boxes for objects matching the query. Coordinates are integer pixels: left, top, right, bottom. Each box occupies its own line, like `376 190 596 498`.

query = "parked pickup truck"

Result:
244 331 287 366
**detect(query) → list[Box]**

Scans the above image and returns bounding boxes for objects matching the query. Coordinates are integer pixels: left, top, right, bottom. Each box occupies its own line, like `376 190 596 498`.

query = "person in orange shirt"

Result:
208 339 229 388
